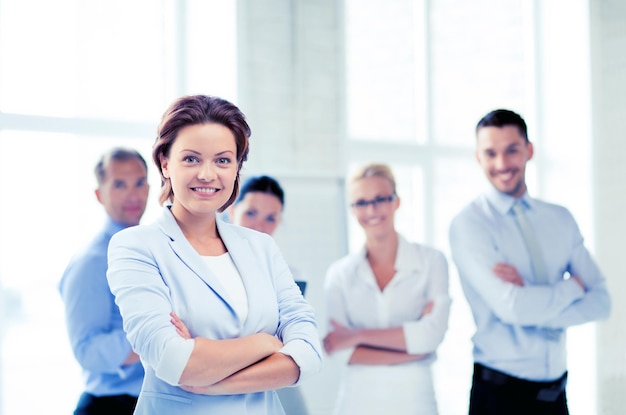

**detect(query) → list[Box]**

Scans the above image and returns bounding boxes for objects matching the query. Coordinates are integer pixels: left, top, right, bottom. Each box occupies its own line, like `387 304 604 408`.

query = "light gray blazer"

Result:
107 206 322 415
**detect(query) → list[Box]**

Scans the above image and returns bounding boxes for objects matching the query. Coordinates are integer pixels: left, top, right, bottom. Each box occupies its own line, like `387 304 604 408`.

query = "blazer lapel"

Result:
217 217 276 333
157 206 234 309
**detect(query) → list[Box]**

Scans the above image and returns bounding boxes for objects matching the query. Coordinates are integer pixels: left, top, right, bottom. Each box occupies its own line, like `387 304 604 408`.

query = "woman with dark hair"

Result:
106 95 322 415
229 175 285 236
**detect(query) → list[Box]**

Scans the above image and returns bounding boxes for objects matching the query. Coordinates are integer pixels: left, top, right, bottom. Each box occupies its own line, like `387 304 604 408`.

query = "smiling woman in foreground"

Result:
106 94 322 415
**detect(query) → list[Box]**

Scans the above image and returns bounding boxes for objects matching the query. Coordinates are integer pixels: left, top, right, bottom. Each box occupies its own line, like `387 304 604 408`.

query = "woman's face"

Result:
349 176 399 238
229 192 283 236
160 123 238 218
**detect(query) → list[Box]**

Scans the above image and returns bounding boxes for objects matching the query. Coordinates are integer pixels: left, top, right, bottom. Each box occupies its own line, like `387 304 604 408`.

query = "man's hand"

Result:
570 275 586 291
493 263 524 286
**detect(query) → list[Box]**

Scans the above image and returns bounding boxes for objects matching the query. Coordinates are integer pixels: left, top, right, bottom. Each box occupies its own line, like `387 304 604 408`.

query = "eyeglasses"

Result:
350 194 397 209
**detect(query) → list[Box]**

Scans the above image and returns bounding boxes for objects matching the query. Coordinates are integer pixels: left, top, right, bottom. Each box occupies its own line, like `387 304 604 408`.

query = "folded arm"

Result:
171 313 298 393
60 256 136 373
181 353 299 395
542 240 611 328
180 333 283 386
449 215 585 326
323 301 435 365
487 230 610 329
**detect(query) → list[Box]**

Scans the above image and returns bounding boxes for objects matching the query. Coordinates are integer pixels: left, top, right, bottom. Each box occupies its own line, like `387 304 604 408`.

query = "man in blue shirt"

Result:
59 147 149 415
449 109 611 415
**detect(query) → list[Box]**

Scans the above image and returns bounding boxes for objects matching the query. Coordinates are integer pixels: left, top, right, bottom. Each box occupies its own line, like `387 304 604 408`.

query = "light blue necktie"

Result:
512 200 562 341
512 201 548 284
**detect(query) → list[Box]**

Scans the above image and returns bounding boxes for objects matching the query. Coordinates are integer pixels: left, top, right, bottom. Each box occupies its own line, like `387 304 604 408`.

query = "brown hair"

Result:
152 95 251 212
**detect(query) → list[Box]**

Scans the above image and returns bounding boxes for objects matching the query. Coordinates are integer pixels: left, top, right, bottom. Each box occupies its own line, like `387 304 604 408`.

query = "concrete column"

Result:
235 2 347 413
590 1 626 414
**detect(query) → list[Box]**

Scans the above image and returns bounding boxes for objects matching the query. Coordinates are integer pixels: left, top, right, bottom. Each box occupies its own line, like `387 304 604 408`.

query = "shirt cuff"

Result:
279 339 323 384
154 337 195 385
403 322 425 355
563 277 586 299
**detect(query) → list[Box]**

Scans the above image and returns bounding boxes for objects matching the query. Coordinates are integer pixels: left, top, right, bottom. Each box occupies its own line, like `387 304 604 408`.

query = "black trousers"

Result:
74 392 138 415
469 363 569 415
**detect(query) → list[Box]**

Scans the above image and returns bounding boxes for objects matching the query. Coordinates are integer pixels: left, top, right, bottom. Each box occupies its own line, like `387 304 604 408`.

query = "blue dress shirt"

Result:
449 188 611 381
59 217 144 397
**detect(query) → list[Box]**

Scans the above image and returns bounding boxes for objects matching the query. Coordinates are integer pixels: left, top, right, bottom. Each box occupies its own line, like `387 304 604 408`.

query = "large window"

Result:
0 1 237 414
344 1 595 414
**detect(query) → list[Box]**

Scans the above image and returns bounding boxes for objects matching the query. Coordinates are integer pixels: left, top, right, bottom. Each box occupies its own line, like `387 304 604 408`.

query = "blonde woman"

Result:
323 163 450 415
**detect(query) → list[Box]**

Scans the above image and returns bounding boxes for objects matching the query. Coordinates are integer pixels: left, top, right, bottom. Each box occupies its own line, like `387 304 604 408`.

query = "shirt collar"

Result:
395 233 422 273
484 186 535 215
104 216 129 237
356 233 422 274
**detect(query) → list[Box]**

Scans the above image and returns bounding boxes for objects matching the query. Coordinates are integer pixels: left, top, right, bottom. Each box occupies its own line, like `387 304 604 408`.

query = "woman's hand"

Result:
171 311 285 392
420 300 434 317
170 313 283 354
170 312 192 339
323 320 359 354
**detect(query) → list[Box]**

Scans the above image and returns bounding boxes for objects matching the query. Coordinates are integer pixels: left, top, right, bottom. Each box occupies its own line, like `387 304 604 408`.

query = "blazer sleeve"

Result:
107 229 195 386
268 238 323 383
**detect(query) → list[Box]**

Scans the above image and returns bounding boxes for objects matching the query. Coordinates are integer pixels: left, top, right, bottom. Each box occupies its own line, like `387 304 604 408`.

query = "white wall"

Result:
590 1 626 414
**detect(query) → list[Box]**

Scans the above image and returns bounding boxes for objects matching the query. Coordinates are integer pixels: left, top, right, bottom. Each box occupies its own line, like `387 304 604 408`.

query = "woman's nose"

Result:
197 163 216 180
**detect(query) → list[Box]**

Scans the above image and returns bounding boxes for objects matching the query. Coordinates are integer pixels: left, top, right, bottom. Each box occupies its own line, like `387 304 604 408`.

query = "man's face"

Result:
475 125 533 199
96 158 149 226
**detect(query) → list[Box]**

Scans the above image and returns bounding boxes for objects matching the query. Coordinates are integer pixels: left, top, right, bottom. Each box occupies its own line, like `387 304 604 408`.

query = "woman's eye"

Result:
245 210 257 218
266 216 276 223
216 157 231 165
182 155 199 163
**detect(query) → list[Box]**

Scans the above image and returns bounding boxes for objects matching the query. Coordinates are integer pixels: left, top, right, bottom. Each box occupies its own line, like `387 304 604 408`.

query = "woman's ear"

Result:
394 195 401 210
160 155 170 179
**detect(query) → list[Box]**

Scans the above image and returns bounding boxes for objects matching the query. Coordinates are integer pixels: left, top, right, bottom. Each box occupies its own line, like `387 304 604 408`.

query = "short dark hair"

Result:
152 95 251 211
94 147 147 185
236 175 285 208
476 109 529 142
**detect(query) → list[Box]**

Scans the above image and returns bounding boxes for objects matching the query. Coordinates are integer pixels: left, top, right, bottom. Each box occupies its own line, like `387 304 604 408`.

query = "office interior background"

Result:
0 0 624 414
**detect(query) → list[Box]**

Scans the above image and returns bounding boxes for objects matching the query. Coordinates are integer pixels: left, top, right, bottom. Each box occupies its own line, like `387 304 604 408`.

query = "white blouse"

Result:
324 234 451 415
202 253 249 323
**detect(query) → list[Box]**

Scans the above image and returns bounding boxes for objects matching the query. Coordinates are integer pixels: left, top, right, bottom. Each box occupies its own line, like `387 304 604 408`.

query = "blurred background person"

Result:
449 109 611 415
226 174 310 415
59 147 149 415
323 163 451 415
